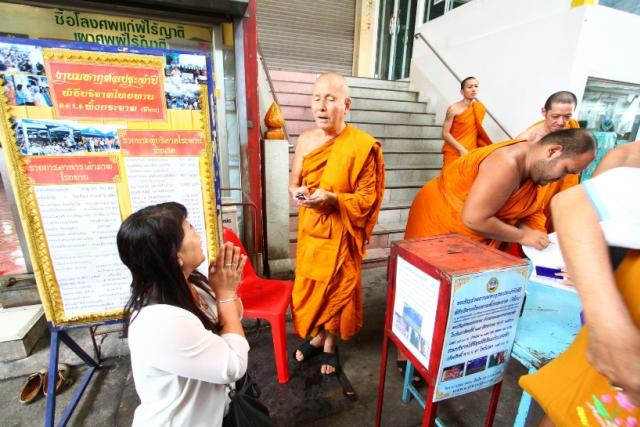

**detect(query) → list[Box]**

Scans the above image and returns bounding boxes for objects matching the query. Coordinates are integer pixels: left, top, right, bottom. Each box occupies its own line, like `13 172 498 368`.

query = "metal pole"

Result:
414 32 513 139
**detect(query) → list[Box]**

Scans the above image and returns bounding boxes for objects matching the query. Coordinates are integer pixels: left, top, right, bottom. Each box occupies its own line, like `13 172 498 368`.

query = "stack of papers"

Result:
522 233 577 293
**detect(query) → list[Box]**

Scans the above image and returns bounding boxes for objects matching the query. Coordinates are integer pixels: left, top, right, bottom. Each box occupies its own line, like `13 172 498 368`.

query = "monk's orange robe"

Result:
292 125 385 341
519 250 640 426
531 118 581 231
442 101 493 168
405 139 546 248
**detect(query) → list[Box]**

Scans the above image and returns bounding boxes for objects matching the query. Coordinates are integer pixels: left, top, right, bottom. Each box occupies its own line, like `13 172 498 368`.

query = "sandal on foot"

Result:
43 363 72 396
19 372 44 404
397 360 424 387
320 348 340 376
294 339 323 363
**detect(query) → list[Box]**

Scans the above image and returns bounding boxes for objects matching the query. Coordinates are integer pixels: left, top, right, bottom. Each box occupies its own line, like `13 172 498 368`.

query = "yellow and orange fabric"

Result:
442 101 493 168
519 250 640 426
405 139 545 247
292 125 385 341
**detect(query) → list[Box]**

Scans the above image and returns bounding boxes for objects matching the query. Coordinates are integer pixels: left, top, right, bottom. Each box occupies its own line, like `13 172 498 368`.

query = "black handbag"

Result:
222 373 277 427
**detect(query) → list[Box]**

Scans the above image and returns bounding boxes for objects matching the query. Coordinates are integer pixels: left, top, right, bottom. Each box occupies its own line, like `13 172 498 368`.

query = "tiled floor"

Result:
0 175 26 276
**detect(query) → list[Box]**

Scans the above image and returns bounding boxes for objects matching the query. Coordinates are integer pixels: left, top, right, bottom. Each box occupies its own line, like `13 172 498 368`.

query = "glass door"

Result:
375 0 417 80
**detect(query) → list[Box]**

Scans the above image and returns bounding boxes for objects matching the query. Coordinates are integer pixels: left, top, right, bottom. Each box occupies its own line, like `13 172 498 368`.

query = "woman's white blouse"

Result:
128 302 249 426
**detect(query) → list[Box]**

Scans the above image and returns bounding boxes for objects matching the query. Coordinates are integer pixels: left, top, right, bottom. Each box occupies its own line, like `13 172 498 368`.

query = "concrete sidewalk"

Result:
0 267 544 426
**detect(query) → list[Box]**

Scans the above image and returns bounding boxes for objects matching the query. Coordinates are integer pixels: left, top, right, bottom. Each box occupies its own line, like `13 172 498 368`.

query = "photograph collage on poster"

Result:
13 118 121 156
440 349 509 383
0 42 52 107
163 53 207 110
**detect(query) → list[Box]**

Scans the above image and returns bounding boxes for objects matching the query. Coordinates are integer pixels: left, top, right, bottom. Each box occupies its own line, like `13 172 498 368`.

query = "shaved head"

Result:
315 72 350 98
311 71 352 135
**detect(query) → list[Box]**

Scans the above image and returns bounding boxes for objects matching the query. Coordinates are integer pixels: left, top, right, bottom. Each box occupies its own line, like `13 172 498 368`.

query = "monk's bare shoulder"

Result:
480 144 522 190
516 122 544 143
296 128 324 157
446 101 467 119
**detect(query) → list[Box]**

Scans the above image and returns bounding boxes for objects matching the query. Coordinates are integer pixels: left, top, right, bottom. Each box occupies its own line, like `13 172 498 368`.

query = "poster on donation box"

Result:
432 270 526 402
392 256 440 369
0 37 219 326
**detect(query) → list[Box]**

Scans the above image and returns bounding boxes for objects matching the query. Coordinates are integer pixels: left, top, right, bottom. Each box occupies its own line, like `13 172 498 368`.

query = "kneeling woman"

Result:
118 202 248 426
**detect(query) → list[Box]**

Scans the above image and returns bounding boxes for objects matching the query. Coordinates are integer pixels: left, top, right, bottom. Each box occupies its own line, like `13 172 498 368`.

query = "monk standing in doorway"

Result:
289 72 385 376
441 76 493 168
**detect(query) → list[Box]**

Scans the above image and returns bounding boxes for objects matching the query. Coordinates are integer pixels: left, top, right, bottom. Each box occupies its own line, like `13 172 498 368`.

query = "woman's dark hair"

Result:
117 202 218 334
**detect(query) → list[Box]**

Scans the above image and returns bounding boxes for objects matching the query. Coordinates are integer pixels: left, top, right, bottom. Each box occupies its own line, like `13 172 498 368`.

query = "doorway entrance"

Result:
375 0 418 80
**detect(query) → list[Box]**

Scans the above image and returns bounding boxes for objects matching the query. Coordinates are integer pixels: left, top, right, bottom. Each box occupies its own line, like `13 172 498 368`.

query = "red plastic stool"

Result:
223 227 293 383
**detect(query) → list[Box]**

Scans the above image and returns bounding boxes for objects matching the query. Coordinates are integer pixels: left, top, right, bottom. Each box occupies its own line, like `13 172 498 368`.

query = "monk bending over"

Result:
441 76 493 168
517 91 580 231
404 128 595 249
398 128 595 376
288 72 385 375
520 141 640 426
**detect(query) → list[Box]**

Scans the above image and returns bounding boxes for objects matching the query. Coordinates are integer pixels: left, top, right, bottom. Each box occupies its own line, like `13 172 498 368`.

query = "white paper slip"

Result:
522 232 565 270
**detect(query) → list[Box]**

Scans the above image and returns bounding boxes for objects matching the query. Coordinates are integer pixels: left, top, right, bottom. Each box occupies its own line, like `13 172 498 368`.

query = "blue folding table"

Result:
511 280 582 426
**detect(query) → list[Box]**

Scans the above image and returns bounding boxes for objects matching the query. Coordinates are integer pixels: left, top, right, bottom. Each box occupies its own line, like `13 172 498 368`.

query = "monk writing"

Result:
441 76 493 168
397 129 595 377
517 91 580 231
404 128 595 249
288 72 385 375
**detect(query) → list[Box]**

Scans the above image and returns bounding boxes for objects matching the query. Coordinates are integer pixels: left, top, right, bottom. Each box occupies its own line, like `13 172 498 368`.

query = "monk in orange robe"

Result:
397 129 594 372
404 128 595 250
441 77 493 168
289 72 385 375
520 142 640 426
517 91 580 231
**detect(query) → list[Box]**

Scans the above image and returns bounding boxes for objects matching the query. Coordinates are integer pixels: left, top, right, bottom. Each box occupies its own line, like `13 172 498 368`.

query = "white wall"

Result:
409 0 640 141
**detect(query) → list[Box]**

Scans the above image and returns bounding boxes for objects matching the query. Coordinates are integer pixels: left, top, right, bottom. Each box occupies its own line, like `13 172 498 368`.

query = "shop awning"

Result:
23 0 249 22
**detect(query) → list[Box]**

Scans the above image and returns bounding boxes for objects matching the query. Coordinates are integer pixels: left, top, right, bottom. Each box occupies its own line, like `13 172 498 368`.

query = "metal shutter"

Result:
257 0 356 75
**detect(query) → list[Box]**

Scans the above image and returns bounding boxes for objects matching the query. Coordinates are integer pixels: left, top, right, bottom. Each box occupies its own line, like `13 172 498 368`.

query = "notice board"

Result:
0 38 219 326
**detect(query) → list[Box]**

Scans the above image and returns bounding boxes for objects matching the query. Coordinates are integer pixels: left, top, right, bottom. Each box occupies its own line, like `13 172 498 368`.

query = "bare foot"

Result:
320 333 337 375
295 333 325 362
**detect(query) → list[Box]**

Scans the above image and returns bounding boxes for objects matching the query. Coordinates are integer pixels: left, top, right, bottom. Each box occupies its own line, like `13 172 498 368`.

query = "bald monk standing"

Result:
517 91 580 231
289 72 385 375
404 128 595 249
441 76 493 168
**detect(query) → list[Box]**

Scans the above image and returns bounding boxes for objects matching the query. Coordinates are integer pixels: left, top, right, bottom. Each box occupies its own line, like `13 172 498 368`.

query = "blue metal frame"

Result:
400 361 448 427
44 320 122 427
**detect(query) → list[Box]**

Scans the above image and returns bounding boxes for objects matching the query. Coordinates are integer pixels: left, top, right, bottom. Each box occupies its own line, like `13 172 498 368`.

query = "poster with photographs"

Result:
432 268 527 402
0 38 218 326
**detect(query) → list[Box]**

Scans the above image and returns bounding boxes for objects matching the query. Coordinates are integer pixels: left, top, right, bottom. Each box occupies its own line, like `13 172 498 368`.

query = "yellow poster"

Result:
0 40 218 326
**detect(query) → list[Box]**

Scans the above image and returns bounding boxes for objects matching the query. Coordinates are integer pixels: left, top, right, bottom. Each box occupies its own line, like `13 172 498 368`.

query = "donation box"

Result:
388 234 529 402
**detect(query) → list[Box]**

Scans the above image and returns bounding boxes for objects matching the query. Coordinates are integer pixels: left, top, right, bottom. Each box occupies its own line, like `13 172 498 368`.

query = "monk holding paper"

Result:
288 72 385 376
441 76 493 168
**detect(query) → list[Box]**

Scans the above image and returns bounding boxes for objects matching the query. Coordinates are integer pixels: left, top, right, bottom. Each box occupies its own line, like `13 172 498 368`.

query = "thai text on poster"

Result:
433 268 527 402
46 61 166 120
